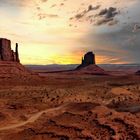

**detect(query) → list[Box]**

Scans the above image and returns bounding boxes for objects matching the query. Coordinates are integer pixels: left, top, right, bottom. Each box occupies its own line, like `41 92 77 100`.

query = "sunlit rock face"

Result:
76 52 95 69
0 38 20 62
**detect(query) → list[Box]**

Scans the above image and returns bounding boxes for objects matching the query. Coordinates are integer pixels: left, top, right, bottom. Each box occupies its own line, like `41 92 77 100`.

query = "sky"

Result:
0 0 140 65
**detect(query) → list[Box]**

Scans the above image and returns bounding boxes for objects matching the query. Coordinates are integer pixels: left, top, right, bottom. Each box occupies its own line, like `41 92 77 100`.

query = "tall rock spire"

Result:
15 43 20 62
0 38 20 63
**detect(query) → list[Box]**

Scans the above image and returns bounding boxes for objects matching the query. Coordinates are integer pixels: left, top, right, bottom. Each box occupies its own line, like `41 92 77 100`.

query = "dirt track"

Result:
0 104 68 131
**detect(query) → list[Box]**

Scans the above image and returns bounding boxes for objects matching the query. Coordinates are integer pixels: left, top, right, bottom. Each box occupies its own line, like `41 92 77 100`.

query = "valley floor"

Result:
0 74 140 140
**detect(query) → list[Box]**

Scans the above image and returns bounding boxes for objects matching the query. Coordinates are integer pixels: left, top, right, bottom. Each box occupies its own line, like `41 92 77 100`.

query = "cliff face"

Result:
0 38 40 79
0 38 20 62
76 52 95 69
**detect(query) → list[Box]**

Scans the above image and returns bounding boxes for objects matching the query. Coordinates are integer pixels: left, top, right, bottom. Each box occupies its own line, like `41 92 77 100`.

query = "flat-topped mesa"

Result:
0 38 20 62
76 51 95 69
82 52 95 65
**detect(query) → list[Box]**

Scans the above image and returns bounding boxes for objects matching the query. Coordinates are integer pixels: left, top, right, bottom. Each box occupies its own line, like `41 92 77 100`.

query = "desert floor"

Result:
0 73 140 140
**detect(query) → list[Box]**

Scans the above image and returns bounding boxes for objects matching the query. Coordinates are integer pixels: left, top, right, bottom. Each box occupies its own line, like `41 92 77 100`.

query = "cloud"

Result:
79 24 140 63
70 4 100 20
132 24 140 32
37 13 59 20
70 5 119 27
88 5 100 12
0 0 28 7
98 7 117 18
41 0 48 2
95 7 119 26
50 4 57 8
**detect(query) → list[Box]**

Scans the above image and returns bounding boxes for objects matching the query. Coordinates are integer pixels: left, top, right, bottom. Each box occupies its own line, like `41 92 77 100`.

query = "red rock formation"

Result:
75 64 108 75
82 52 95 65
0 38 40 81
15 43 20 62
0 38 20 62
76 52 95 69
75 51 108 75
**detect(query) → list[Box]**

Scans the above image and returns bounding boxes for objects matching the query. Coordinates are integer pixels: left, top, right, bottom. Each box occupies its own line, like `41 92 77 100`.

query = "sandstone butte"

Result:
76 51 107 75
0 38 38 80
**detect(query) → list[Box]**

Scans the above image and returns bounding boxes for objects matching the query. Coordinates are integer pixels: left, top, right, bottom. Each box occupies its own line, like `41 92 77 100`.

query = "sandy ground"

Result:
0 73 140 140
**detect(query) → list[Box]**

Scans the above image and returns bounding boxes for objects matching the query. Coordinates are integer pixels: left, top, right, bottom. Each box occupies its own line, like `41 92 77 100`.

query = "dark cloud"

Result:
98 9 108 16
95 7 119 26
132 24 140 32
70 4 100 20
88 5 100 12
70 5 119 27
98 7 117 18
80 24 140 63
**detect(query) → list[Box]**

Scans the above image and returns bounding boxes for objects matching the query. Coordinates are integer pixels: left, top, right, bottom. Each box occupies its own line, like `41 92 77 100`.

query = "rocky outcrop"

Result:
76 52 95 69
0 61 31 77
0 38 20 62
0 38 40 80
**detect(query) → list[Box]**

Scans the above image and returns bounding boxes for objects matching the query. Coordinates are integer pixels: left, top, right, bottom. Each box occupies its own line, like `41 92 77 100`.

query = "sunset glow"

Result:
0 0 140 64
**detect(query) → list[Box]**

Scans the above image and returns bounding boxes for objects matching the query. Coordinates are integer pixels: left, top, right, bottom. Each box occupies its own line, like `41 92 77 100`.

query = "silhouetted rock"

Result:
75 51 108 75
15 43 20 62
0 38 20 62
76 52 95 69
82 52 95 65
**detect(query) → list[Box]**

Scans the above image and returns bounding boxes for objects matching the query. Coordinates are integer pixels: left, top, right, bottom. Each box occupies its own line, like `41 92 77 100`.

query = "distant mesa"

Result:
82 51 95 65
76 51 107 75
77 52 95 69
0 38 20 62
